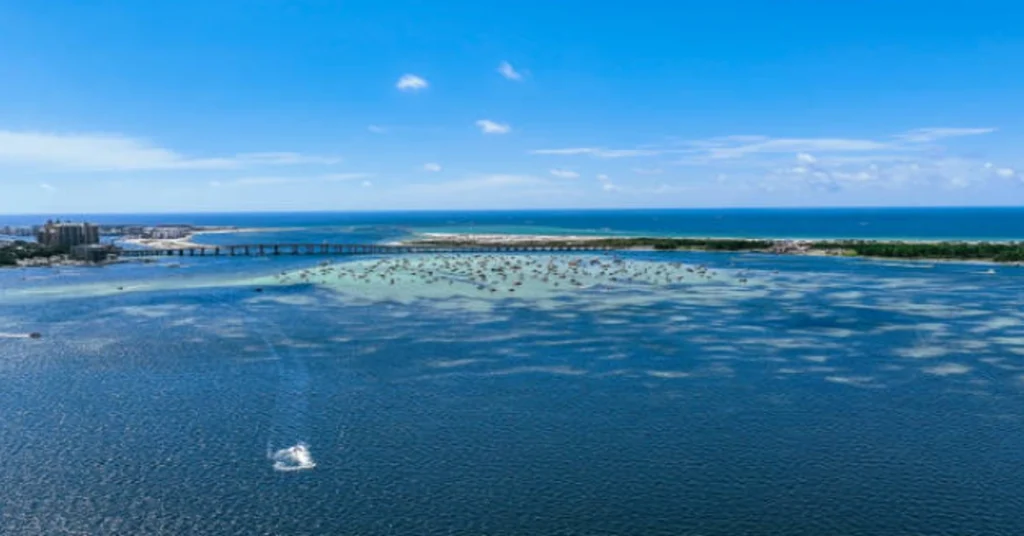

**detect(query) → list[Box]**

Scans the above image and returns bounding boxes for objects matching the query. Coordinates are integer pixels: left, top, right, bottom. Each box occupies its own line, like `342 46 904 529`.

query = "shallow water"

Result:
2 244 1024 534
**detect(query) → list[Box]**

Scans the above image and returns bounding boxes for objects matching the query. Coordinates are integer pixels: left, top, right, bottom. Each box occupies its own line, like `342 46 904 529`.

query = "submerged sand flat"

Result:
253 254 758 304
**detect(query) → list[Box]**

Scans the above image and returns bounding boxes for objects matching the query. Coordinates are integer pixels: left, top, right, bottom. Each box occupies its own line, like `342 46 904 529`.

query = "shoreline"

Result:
399 233 1024 264
99 229 1024 265
117 226 308 250
410 231 1022 246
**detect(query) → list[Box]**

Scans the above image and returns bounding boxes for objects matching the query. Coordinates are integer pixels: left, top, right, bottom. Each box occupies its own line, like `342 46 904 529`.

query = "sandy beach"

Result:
118 226 314 250
119 235 206 249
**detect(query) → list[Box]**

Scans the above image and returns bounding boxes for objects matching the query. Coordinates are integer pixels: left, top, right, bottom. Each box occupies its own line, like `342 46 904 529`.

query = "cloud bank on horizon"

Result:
0 1 1021 213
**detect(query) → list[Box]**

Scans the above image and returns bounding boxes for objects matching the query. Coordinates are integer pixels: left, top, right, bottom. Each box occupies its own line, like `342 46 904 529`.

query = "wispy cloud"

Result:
216 173 373 187
403 174 546 195
796 153 817 164
322 172 374 181
236 152 341 166
475 119 511 134
423 162 442 172
985 162 1017 179
367 125 387 134
896 127 996 143
530 147 661 158
549 168 580 179
396 74 428 92
0 130 340 172
597 174 619 192
497 61 523 81
229 177 295 186
706 138 889 159
530 127 1016 198
39 183 55 192
633 167 664 175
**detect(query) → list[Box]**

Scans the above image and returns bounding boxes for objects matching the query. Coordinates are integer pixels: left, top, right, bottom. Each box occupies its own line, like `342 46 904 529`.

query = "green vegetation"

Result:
603 238 775 251
813 240 1024 263
0 241 69 266
411 236 1024 263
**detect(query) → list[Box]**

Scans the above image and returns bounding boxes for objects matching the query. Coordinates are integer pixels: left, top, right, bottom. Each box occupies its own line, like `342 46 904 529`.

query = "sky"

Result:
0 0 1022 214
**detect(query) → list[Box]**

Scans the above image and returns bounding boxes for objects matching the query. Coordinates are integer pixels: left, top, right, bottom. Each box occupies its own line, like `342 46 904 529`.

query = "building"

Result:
0 225 33 237
36 220 100 249
144 226 191 239
71 244 117 263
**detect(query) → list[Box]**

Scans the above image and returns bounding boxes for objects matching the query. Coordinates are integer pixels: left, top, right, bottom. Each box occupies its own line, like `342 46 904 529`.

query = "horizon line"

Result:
2 204 1024 217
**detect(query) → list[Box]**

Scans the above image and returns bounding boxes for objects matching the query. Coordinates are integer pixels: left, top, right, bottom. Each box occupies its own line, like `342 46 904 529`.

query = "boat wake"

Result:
269 442 317 472
253 320 315 473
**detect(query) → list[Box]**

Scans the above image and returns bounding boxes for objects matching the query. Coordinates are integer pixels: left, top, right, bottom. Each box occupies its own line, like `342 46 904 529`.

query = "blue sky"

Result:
1 0 1022 213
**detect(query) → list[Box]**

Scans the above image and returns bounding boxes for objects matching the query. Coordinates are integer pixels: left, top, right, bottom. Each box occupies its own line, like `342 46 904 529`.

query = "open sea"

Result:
2 208 1024 535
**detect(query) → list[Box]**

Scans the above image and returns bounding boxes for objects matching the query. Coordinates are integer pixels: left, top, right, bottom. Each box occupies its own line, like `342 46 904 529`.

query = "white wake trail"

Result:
254 322 316 473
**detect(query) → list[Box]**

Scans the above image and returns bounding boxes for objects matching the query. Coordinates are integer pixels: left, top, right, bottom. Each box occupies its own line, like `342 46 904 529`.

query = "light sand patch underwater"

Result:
253 254 764 311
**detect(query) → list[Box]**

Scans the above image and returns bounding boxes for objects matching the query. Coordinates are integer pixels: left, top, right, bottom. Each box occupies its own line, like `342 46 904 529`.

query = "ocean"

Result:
5 206 1024 241
2 209 1024 535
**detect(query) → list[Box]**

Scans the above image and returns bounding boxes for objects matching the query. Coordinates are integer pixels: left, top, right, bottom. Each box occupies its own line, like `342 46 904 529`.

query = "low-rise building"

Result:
71 244 117 263
144 226 191 239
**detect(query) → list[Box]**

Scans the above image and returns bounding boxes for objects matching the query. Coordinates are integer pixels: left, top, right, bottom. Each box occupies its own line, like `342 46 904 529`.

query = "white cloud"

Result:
39 183 55 192
766 153 1024 193
403 174 545 196
896 127 996 143
475 119 511 134
597 173 619 192
0 130 339 172
396 74 428 92
361 180 373 188
228 176 295 186
530 147 660 158
368 125 387 134
550 168 580 179
708 138 889 159
236 152 341 166
796 152 817 164
322 172 374 181
216 173 373 187
423 162 442 172
633 167 663 175
497 61 522 81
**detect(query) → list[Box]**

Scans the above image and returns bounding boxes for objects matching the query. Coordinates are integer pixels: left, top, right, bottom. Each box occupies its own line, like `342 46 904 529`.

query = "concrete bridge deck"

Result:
118 243 616 258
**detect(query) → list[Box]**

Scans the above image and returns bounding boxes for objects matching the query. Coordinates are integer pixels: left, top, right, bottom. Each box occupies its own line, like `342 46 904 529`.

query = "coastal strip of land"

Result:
401 233 1024 263
116 226 310 250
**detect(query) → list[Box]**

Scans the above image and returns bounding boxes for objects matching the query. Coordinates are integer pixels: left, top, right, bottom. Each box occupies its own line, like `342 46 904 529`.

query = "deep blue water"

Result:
4 207 1024 241
3 214 1024 535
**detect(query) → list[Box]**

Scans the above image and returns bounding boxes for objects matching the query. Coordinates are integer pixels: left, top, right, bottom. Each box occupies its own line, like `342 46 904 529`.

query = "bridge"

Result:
117 243 616 258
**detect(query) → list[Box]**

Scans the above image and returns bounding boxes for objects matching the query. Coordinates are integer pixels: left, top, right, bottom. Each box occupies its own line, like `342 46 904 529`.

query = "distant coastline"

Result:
116 226 308 250
400 233 1024 264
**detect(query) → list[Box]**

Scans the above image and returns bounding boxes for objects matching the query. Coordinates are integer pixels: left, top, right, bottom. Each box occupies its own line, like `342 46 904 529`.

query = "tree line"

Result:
0 241 69 266
413 236 1024 262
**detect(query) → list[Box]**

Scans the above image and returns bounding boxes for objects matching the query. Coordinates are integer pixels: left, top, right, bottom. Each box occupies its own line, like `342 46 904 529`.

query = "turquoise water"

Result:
2 213 1024 534
6 207 1024 241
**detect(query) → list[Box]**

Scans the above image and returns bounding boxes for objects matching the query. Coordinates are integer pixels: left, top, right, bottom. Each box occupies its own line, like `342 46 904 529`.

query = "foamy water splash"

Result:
270 443 316 472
